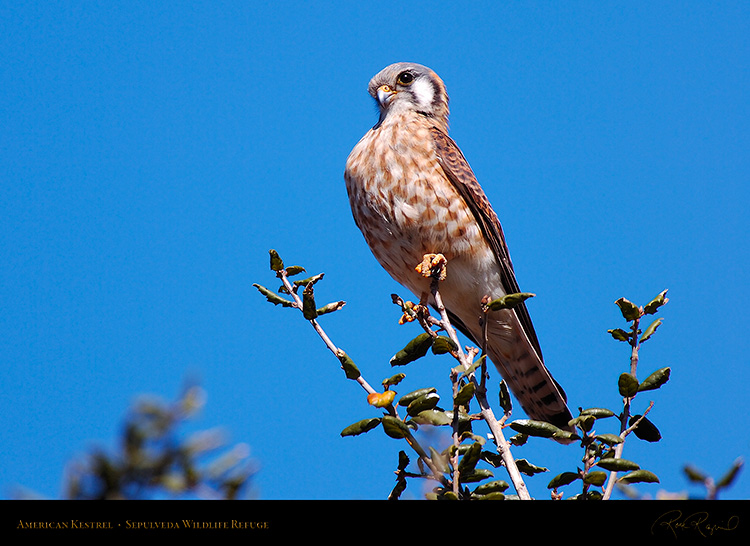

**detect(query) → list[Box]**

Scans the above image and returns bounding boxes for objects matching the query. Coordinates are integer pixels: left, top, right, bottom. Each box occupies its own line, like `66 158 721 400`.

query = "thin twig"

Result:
429 277 532 500
602 315 648 501
277 269 379 396
276 268 448 487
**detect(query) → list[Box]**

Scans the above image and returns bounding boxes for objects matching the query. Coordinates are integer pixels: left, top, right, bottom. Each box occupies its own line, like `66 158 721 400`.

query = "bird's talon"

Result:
415 253 447 281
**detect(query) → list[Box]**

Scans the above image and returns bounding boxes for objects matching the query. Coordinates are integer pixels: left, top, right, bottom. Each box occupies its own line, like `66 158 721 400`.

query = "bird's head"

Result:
368 62 449 130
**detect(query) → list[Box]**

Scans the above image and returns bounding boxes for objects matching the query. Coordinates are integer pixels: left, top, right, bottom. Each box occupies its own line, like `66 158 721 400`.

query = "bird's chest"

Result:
344 122 482 280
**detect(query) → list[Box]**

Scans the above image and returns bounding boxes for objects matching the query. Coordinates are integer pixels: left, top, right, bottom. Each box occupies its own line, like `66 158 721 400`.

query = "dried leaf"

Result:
367 390 396 408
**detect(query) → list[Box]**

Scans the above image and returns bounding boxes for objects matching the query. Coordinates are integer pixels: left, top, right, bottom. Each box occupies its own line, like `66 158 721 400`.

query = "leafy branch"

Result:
256 253 743 500
255 250 537 499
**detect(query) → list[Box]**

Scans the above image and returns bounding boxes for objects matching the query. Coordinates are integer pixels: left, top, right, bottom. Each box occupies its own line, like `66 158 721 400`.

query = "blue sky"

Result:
1 2 748 501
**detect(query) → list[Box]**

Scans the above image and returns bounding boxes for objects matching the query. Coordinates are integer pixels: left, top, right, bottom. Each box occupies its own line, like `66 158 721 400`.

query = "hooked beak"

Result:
376 85 397 108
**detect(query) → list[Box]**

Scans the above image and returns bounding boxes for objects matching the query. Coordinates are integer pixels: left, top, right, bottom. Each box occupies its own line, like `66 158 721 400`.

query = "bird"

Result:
344 62 573 430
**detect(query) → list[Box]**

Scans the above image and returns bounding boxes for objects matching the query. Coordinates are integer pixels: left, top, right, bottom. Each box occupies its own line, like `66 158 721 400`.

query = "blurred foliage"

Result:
59 385 256 500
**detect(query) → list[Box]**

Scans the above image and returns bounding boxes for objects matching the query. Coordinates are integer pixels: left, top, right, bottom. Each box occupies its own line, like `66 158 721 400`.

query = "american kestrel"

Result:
344 62 573 429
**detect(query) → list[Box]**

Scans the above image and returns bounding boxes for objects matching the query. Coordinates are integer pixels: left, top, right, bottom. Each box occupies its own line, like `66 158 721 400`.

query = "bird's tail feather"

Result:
484 311 573 432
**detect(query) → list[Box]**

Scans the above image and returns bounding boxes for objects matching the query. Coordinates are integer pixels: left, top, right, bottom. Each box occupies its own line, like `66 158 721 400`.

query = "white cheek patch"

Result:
411 78 435 110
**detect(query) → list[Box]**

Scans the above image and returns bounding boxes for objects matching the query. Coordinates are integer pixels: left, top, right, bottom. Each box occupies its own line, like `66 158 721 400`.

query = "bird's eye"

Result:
397 71 414 85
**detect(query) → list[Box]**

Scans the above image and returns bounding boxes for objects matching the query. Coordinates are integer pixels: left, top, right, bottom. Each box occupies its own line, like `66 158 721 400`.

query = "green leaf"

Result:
293 272 325 288
487 292 535 311
340 418 381 437
639 318 663 343
458 355 485 379
390 333 434 366
431 335 457 355
316 301 346 316
336 350 360 380
284 265 306 277
510 433 528 446
406 392 441 416
459 468 494 483
252 283 294 307
397 451 410 471
382 373 406 387
498 380 512 413
615 297 641 321
580 407 616 419
473 480 510 495
481 452 504 468
683 464 709 483
553 430 580 443
454 382 476 407
475 491 505 500
608 328 631 342
618 470 660 484
381 416 410 439
509 419 562 438
389 478 406 500
629 415 662 442
515 459 548 476
583 471 608 486
643 289 669 315
410 409 452 426
618 373 640 398
269 249 284 271
458 442 482 473
638 367 671 392
429 446 450 473
595 433 624 446
302 283 317 320
398 387 437 407
596 458 640 472
568 415 596 433
547 472 580 489
716 458 744 489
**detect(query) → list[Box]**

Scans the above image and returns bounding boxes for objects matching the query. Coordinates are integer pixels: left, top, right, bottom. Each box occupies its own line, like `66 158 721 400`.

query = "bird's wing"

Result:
430 126 544 361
